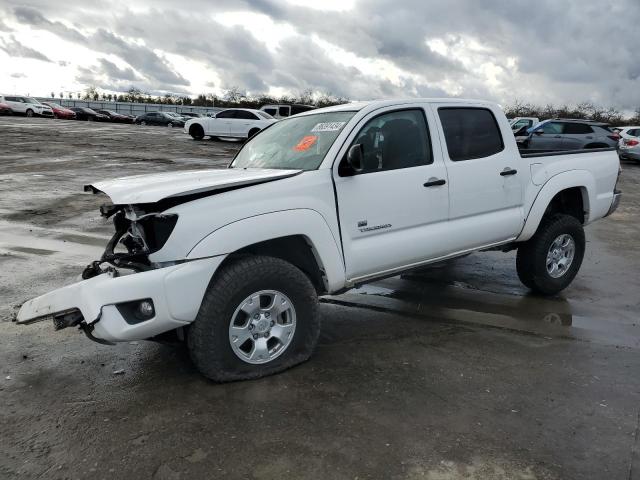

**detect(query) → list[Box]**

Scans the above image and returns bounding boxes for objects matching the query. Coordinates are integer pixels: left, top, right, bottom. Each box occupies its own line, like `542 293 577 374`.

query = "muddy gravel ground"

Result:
1 117 640 480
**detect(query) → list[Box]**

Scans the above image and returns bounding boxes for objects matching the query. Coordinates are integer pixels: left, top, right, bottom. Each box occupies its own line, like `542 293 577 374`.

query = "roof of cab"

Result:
297 98 495 116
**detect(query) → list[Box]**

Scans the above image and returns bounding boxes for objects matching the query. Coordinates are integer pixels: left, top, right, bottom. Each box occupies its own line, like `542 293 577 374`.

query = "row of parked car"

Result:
0 95 318 138
0 94 211 126
508 116 639 161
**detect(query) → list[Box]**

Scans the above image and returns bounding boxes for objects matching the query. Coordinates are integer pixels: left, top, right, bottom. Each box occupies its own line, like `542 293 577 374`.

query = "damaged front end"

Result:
81 204 178 280
16 200 224 344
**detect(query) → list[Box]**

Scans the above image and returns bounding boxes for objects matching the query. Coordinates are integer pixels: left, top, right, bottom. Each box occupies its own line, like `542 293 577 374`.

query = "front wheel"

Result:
189 124 204 140
167 122 173 128
516 214 585 295
26 109 34 117
187 256 320 382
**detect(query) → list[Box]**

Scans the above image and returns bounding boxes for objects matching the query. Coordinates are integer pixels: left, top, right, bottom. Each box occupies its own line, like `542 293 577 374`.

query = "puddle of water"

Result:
342 276 640 349
8 246 56 256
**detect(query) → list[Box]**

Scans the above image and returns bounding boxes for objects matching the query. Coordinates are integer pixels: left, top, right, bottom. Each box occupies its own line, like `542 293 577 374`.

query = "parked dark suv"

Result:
525 119 620 151
135 112 185 128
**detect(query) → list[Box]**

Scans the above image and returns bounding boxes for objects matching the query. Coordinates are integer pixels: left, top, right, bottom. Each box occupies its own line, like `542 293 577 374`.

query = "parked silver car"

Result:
618 133 640 162
525 119 619 151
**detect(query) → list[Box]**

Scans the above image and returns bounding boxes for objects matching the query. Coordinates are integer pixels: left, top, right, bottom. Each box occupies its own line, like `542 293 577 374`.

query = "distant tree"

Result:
59 92 63 99
50 91 54 98
76 92 81 99
223 86 245 103
107 94 113 102
297 88 314 105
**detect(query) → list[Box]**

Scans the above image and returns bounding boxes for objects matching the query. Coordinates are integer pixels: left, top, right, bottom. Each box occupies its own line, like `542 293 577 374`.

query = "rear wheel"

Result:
189 124 204 140
187 255 320 382
167 122 174 128
247 127 260 140
516 214 585 295
140 120 146 126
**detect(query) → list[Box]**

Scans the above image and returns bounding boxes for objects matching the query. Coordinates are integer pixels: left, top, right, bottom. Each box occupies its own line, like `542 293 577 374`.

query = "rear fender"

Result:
517 170 594 242
187 209 346 292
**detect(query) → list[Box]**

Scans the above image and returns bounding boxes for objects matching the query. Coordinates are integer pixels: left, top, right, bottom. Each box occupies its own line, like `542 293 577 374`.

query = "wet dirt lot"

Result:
1 117 639 480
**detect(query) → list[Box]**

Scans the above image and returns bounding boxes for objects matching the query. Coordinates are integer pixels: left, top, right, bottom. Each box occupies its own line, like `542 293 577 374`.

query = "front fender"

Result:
187 209 346 292
517 170 594 242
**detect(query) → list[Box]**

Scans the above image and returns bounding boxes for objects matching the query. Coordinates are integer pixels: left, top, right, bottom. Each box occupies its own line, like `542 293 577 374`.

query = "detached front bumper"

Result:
17 256 224 342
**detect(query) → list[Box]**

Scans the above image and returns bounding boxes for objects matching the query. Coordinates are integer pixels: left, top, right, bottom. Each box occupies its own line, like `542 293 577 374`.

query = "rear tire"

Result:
516 214 585 295
167 122 174 128
187 256 320 382
189 124 204 140
247 128 260 140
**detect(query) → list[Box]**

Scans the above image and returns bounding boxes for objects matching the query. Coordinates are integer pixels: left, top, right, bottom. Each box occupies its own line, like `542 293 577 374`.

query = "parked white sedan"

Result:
184 108 276 140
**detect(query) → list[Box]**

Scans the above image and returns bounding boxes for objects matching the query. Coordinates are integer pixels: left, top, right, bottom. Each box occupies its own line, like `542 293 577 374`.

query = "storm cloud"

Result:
0 35 52 62
1 0 639 109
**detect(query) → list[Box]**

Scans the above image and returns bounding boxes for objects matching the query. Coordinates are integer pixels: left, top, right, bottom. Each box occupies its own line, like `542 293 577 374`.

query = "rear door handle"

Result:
424 178 446 187
500 168 518 176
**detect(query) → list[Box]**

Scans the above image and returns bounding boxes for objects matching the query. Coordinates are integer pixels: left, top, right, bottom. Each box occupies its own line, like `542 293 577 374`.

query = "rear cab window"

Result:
438 107 504 161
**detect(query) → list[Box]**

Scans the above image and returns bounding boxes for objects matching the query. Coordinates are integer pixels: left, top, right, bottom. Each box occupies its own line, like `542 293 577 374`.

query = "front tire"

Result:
189 124 204 140
516 214 585 295
26 109 34 117
187 256 320 382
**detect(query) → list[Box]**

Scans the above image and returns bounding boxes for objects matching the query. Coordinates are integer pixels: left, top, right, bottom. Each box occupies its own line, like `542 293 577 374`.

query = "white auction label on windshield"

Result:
311 122 346 132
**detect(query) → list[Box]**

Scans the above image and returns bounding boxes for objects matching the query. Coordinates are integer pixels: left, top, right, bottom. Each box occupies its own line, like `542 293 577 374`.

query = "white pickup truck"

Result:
17 99 621 382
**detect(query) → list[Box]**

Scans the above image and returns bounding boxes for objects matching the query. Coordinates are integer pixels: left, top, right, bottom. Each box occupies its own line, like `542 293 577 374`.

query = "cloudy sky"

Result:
0 0 638 110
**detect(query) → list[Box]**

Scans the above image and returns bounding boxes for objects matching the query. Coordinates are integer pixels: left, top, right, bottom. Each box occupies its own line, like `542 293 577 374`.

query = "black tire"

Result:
187 255 320 382
247 128 260 140
516 214 585 295
167 122 174 128
26 109 34 117
189 124 204 140
140 120 146 126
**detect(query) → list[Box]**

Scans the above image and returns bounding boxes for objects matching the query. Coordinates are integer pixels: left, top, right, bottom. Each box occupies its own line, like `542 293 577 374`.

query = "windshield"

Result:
25 97 41 104
231 111 356 170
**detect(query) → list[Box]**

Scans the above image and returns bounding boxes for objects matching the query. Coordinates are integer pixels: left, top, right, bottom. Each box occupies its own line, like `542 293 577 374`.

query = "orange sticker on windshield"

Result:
293 135 318 151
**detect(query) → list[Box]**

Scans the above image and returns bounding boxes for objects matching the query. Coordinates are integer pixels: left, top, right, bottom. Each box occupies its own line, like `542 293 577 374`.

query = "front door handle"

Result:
424 178 446 187
500 168 518 176
553 135 562 138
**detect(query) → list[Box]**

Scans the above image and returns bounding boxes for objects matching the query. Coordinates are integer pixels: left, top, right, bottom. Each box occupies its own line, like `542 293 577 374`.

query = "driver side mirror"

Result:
534 129 544 135
345 144 364 174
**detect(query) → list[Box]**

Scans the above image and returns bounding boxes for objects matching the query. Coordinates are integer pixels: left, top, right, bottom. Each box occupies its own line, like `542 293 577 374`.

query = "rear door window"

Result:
563 123 593 134
235 110 259 120
216 110 237 119
438 108 504 161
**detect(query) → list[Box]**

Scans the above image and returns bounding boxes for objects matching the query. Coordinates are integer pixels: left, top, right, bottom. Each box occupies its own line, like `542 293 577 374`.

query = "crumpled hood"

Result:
84 168 302 204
